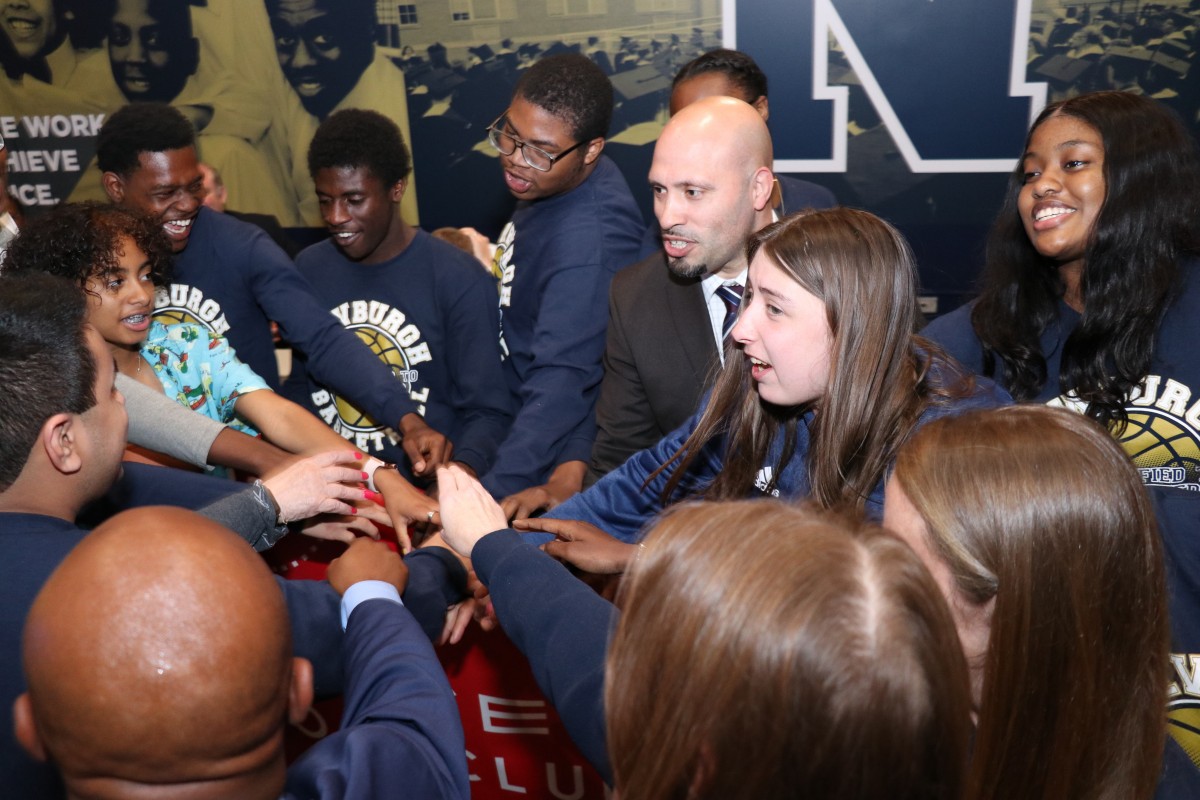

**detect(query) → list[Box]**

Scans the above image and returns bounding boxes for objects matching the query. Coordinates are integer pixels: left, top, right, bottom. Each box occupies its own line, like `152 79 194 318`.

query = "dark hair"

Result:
893 406 1168 800
514 53 612 141
659 208 968 515
0 273 96 491
95 102 196 177
672 48 768 101
307 108 411 185
607 501 971 800
972 91 1200 425
4 202 173 294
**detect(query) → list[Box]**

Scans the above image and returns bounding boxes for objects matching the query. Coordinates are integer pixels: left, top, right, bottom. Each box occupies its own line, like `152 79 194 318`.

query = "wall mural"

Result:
2 0 1198 309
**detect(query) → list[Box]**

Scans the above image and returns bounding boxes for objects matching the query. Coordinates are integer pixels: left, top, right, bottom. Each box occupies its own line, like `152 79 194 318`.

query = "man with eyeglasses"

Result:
480 53 644 511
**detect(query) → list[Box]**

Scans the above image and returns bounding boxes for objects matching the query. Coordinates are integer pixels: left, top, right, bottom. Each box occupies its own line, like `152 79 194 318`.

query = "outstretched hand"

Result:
262 450 371 523
327 537 408 597
516 517 638 575
373 467 439 554
500 485 556 521
437 465 507 559
296 498 389 544
399 413 452 477
499 461 585 521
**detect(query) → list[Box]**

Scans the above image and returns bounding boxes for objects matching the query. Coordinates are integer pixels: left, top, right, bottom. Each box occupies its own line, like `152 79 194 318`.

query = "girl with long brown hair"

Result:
885 405 1169 800
436 475 973 800
523 206 1006 545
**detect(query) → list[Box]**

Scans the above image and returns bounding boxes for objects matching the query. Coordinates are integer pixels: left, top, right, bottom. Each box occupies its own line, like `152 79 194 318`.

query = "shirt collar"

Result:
701 267 748 303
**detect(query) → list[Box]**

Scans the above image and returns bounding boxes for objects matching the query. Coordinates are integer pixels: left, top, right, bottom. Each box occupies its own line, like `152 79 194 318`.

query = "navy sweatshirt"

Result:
153 207 418 428
285 231 513 477
482 156 645 497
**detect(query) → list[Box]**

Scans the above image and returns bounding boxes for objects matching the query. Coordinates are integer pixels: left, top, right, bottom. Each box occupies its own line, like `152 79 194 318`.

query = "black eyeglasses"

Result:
486 116 585 172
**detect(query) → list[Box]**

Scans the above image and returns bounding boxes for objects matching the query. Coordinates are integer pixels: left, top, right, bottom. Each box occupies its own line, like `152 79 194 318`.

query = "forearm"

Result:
482 370 600 497
443 278 515 473
402 547 470 641
236 390 352 455
472 530 614 783
546 414 714 543
207 428 294 476
546 460 586 499
197 483 288 551
118 372 224 467
443 409 511 477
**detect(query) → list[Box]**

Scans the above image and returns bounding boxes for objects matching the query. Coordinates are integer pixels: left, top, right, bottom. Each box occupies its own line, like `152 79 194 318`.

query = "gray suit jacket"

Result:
586 253 721 484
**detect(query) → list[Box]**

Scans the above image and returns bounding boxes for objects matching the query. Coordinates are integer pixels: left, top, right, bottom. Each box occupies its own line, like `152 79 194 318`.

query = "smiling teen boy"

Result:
286 109 512 481
97 102 453 478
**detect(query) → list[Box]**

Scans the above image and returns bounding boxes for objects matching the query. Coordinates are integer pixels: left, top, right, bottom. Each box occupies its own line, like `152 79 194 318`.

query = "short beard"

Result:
666 255 708 279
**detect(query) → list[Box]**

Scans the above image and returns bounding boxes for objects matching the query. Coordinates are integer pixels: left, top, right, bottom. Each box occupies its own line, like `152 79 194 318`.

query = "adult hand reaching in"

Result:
517 517 638 575
437 464 507 559
261 450 371 522
327 537 408 597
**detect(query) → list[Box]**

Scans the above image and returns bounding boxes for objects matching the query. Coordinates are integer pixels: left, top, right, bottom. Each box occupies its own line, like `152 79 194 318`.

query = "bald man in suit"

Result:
588 97 783 483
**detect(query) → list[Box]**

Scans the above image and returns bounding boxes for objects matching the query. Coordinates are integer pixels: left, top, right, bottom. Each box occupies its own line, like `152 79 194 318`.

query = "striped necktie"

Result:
717 282 744 341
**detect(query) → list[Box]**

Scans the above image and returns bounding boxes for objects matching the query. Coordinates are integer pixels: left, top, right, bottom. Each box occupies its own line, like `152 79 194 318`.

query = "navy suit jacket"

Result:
286 598 470 798
775 174 837 217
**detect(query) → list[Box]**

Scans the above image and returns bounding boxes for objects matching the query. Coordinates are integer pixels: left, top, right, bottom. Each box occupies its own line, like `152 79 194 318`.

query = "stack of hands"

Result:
429 466 639 644
278 455 636 645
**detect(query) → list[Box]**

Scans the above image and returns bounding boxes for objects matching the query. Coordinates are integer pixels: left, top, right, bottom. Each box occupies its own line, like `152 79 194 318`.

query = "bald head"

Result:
17 507 310 800
649 96 775 280
661 95 773 169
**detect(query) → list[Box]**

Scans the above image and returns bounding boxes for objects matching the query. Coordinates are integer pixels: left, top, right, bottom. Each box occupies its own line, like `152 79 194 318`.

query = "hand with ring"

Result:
370 466 438 554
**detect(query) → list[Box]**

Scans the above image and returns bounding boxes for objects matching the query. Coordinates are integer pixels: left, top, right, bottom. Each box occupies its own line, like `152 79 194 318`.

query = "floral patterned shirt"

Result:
140 321 269 437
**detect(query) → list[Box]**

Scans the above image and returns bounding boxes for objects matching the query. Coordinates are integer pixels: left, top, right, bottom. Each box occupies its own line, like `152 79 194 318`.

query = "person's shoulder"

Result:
587 156 639 205
193 207 276 254
922 300 980 351
416 230 492 279
612 251 666 287
777 174 837 211
197 205 251 234
144 319 170 340
0 512 84 539
922 343 1012 413
610 252 698 303
146 319 209 349
294 238 342 271
1173 256 1200 302
156 320 220 345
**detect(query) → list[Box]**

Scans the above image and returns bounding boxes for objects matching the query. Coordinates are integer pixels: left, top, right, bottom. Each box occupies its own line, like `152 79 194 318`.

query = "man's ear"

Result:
101 172 125 204
752 94 769 122
389 178 407 203
286 657 314 727
13 694 47 763
40 414 82 476
582 137 605 166
751 166 775 212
